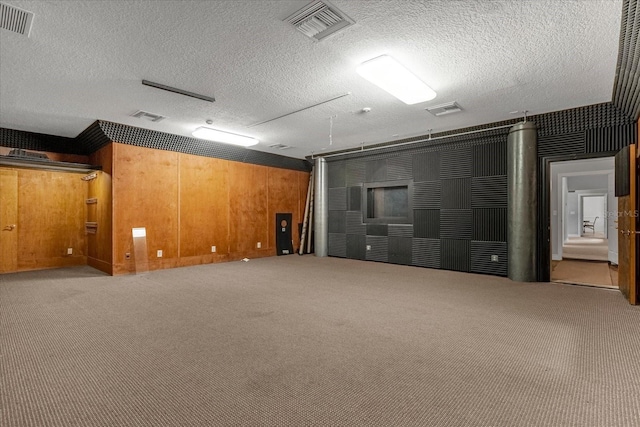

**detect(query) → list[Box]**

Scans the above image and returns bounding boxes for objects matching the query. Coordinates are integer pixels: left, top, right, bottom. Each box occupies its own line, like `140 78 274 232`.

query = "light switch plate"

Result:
157 250 163 258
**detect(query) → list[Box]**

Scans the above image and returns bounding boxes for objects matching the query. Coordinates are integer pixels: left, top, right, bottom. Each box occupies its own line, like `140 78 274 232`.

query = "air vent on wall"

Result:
0 2 34 37
131 110 167 122
426 101 463 117
284 0 354 42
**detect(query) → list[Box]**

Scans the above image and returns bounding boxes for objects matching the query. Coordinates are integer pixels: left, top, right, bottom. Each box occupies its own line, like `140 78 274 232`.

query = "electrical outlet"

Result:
366 245 371 250
211 246 216 253
491 255 499 262
125 253 131 260
257 242 261 249
157 250 163 258
67 248 73 255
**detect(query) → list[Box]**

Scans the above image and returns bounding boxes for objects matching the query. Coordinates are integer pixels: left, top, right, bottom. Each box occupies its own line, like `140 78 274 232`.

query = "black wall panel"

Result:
470 241 508 276
346 161 366 186
366 159 387 182
347 234 366 260
346 211 366 235
413 181 441 209
472 208 507 242
442 178 471 209
441 240 470 272
329 187 347 211
388 225 413 238
329 211 346 234
586 123 637 153
413 152 440 182
348 186 362 211
473 141 507 176
366 224 388 236
440 210 472 240
414 210 440 238
471 176 508 208
412 238 441 269
538 132 585 158
440 148 472 179
328 233 346 258
366 236 388 262
387 155 413 180
389 237 412 265
328 161 346 188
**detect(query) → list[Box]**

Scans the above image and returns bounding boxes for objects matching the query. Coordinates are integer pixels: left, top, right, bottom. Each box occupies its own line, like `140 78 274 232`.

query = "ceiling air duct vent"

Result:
284 0 354 42
131 110 167 122
0 2 34 37
268 143 291 150
426 102 463 117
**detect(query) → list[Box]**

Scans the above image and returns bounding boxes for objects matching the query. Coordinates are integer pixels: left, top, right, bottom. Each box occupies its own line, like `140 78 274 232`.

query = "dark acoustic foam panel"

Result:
0 128 79 154
471 241 508 276
442 178 471 209
329 187 347 211
348 186 362 211
328 161 346 188
441 239 470 272
413 152 440 182
440 148 472 179
328 233 347 258
366 224 388 236
586 123 637 153
366 159 387 182
388 225 413 238
440 210 472 240
346 161 366 186
366 236 388 262
537 131 585 158
413 181 441 209
388 237 412 265
387 154 413 180
346 234 366 260
346 211 366 235
612 0 640 120
329 211 346 233
76 121 112 154
473 208 507 242
471 176 508 208
473 140 507 176
414 210 440 239
412 238 441 269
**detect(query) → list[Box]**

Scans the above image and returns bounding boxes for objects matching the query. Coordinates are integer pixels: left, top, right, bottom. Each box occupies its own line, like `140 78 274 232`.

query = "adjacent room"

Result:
1 1 639 426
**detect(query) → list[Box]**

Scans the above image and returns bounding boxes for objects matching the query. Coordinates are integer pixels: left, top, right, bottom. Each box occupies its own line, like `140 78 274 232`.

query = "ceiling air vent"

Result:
131 110 167 122
284 0 354 42
0 2 34 37
426 102 463 117
268 143 291 150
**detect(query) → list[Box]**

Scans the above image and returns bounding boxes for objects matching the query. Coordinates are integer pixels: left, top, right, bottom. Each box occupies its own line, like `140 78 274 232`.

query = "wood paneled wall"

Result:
111 143 309 274
87 144 113 274
0 167 88 272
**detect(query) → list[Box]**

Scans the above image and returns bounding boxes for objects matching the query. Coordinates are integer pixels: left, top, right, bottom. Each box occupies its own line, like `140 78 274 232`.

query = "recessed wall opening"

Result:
363 180 413 224
549 156 617 289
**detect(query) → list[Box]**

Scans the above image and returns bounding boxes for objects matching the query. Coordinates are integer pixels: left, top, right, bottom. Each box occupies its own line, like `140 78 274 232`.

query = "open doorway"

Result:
550 157 617 288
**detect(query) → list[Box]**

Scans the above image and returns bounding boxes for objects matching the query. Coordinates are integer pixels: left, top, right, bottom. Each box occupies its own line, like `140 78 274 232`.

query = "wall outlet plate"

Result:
211 246 216 253
157 250 163 258
125 253 131 260
366 245 371 250
67 248 73 255
491 255 499 262
257 242 261 249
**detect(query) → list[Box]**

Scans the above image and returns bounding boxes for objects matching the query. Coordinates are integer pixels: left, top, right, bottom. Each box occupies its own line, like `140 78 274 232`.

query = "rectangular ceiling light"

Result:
356 55 436 105
192 127 259 147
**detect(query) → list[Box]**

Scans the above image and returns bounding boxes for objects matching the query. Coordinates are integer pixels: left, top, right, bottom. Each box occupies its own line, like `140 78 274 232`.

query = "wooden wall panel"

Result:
179 153 229 263
112 143 178 274
16 169 87 271
228 162 269 257
87 144 113 274
0 169 18 272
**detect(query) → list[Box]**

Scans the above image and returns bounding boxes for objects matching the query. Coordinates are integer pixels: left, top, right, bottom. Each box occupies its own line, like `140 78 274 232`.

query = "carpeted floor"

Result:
1 257 640 426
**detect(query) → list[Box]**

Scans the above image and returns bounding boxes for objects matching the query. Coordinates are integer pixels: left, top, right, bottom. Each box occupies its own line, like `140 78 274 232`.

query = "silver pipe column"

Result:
314 157 329 257
507 122 538 282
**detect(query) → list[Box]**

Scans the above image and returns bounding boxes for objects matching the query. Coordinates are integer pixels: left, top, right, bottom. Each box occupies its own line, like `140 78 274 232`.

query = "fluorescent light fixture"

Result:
356 55 436 104
192 127 259 147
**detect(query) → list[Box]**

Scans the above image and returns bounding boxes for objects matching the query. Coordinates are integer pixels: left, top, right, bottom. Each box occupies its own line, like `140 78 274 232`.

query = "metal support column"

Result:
314 157 328 257
508 121 538 282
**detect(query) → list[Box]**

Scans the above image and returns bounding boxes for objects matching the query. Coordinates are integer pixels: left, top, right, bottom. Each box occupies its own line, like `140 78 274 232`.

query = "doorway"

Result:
549 157 617 288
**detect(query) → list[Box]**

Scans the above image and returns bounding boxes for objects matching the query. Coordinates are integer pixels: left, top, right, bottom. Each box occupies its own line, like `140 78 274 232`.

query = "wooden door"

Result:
0 169 18 272
617 142 638 305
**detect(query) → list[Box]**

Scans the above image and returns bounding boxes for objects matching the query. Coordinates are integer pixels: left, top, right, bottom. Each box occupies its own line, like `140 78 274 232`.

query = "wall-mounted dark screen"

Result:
363 180 413 224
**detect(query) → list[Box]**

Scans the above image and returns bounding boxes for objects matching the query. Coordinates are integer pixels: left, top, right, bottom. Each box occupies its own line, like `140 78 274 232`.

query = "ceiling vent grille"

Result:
0 2 34 37
426 102 463 117
268 143 292 150
284 0 354 42
131 110 167 122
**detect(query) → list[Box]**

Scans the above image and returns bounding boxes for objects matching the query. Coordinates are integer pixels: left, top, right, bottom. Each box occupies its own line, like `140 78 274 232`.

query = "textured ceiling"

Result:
0 0 623 159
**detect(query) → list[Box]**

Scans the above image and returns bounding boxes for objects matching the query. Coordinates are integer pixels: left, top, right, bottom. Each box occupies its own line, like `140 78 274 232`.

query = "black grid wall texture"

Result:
326 102 636 278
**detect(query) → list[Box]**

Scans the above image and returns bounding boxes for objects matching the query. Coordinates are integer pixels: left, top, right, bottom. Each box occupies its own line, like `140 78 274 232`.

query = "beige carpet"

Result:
551 259 615 288
2 257 640 426
562 235 609 261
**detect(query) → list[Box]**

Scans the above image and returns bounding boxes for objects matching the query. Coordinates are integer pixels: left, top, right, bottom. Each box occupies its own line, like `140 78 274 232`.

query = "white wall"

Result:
566 192 579 236
582 195 605 233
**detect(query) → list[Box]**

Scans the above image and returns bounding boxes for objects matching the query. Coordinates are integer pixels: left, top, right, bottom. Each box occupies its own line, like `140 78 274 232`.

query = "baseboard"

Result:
552 254 562 261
